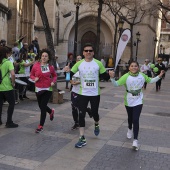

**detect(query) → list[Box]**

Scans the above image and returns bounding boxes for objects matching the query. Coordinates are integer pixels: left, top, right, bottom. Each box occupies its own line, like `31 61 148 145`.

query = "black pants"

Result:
36 91 52 126
156 78 162 90
0 90 15 123
78 95 100 127
125 104 143 140
71 92 79 124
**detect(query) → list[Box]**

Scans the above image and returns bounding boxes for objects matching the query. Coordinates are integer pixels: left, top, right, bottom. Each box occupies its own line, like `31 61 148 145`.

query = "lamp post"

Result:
153 37 158 63
135 31 141 61
73 0 82 59
118 18 124 38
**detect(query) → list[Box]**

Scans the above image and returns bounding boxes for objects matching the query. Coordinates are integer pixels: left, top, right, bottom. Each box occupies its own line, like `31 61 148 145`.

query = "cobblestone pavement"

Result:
0 71 170 170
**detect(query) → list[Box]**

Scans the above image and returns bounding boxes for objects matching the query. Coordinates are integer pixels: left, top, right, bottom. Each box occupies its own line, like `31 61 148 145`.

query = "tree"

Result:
104 0 149 60
33 0 56 67
148 0 170 24
96 0 103 59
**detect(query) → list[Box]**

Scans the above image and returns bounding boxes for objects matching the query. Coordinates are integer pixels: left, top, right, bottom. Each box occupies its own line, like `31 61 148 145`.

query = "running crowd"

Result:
0 39 167 150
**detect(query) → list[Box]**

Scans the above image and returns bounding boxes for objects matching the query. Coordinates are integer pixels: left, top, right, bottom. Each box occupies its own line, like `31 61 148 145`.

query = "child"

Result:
109 61 164 150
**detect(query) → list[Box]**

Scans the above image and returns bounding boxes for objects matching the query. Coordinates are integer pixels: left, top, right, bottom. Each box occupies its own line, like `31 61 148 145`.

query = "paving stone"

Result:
0 131 70 162
84 145 170 170
0 163 29 170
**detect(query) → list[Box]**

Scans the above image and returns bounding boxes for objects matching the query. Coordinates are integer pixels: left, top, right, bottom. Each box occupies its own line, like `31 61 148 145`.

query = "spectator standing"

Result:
0 46 18 128
140 59 152 89
106 55 114 68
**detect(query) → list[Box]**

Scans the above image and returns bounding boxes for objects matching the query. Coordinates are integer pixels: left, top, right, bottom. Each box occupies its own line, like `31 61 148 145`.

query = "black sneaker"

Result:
6 122 18 128
86 107 93 118
23 95 29 99
19 95 24 101
71 124 79 130
35 125 43 133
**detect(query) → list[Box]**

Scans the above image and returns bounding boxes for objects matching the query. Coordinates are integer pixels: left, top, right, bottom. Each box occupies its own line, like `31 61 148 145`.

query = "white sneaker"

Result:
127 128 133 139
132 140 139 150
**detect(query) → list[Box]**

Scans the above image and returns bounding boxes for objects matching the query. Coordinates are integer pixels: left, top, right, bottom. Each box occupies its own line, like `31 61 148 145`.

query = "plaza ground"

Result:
0 71 170 170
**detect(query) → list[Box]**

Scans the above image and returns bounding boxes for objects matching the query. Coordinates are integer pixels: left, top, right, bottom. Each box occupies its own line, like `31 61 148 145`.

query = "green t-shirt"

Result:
0 58 14 91
19 60 25 74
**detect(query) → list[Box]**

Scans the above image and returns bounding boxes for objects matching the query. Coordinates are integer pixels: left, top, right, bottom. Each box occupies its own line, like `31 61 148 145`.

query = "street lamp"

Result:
153 37 158 63
73 0 82 59
118 18 124 38
135 31 141 61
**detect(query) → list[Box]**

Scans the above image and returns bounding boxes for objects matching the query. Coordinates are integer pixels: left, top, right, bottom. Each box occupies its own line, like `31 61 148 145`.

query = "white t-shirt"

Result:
71 58 106 96
72 71 80 94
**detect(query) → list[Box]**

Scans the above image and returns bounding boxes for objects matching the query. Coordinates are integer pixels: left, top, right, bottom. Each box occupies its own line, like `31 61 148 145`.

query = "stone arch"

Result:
63 11 115 41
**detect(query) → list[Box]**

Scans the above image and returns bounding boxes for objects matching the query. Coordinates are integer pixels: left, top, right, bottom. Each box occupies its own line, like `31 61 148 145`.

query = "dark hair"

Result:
40 48 52 62
128 60 139 68
67 53 73 59
19 52 27 61
0 46 9 64
83 43 94 51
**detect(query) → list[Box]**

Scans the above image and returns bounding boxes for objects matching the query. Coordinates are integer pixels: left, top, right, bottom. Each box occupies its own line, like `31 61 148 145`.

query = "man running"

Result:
65 43 109 148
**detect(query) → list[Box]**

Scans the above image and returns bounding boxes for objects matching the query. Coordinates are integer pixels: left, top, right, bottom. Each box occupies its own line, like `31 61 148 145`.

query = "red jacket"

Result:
30 62 57 88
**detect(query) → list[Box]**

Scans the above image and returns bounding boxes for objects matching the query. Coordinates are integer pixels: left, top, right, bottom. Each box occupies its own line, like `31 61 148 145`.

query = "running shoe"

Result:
71 123 79 130
50 108 55 121
127 128 133 139
94 124 100 136
86 107 93 118
75 136 87 148
132 139 139 150
35 125 43 133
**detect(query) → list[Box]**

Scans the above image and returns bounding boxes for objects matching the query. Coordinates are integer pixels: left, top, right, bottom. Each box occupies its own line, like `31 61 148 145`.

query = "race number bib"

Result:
41 65 50 73
84 80 96 88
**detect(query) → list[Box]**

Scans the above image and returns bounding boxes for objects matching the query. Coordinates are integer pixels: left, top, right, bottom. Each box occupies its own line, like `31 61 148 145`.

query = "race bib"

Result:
84 80 96 88
41 65 50 73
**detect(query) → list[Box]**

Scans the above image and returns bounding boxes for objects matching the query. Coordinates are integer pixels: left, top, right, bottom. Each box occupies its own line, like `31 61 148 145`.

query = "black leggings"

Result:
36 91 52 126
125 104 143 140
78 95 100 127
0 90 15 123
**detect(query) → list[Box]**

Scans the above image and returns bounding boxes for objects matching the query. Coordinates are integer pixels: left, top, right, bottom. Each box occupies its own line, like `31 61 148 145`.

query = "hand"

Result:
159 70 165 78
63 63 70 72
51 82 55 87
34 77 39 82
109 70 115 78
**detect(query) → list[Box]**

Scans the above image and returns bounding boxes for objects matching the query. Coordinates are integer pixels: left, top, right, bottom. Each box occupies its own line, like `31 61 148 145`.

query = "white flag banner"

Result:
115 29 131 70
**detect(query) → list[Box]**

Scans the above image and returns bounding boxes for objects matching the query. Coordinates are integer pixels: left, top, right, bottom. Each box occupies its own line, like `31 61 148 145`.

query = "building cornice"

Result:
0 3 9 14
34 26 55 32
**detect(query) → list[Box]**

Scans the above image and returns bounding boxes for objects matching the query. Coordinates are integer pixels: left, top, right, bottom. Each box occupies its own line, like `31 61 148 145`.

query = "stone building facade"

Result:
34 0 161 64
2 0 161 64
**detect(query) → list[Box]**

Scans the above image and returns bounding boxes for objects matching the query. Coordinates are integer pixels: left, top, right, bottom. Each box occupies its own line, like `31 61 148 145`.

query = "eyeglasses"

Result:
84 50 93 52
158 60 162 61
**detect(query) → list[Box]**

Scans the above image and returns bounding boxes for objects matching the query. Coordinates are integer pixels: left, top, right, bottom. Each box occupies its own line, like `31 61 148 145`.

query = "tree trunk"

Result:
96 0 103 59
34 0 56 68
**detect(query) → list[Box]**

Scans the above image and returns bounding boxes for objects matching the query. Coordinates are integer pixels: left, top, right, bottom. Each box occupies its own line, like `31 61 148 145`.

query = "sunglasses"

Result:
84 50 93 52
158 60 162 61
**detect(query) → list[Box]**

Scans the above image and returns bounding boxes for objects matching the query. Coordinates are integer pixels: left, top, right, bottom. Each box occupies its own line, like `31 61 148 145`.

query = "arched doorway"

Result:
81 31 97 52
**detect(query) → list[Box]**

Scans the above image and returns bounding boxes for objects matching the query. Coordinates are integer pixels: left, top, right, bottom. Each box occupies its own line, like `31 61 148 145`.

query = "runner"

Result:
65 43 109 148
70 55 92 130
30 49 57 133
109 60 165 150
